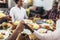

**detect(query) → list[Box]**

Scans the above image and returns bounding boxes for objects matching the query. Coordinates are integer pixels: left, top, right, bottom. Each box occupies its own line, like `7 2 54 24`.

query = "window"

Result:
0 0 8 8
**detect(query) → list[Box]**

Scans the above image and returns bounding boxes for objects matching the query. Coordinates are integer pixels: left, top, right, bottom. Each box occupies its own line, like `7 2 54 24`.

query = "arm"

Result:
42 11 48 16
10 8 15 22
9 21 24 40
56 19 60 29
25 24 60 40
33 31 53 40
24 10 28 19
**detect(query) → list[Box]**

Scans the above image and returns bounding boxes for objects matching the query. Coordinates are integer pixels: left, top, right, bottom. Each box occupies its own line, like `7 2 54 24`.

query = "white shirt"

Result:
10 5 28 22
33 19 60 40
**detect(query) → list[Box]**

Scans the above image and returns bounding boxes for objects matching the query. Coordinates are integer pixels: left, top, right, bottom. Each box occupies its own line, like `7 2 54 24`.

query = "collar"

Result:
15 5 22 9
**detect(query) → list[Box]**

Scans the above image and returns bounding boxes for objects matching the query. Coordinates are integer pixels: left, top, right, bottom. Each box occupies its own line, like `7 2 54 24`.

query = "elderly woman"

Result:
47 2 58 21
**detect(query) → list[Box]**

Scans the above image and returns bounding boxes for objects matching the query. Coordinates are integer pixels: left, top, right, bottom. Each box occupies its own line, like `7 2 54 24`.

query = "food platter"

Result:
0 30 9 40
0 18 56 40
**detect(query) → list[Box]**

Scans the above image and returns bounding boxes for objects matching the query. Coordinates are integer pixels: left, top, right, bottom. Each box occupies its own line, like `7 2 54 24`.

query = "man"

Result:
9 19 60 40
10 0 28 22
25 19 60 40
9 21 24 40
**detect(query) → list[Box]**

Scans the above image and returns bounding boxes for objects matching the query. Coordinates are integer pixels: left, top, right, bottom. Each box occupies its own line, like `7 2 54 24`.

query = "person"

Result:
8 21 25 40
10 0 28 22
47 2 58 21
29 6 45 18
0 12 11 24
42 2 59 22
57 5 60 19
9 19 60 40
24 19 60 40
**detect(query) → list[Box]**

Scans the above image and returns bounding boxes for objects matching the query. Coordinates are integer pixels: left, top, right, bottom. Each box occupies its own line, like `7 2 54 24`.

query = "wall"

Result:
43 0 54 10
8 0 16 8
33 0 54 10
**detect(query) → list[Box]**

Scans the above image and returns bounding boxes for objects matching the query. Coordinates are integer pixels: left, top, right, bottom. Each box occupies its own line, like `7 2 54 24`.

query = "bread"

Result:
0 33 4 39
33 23 40 29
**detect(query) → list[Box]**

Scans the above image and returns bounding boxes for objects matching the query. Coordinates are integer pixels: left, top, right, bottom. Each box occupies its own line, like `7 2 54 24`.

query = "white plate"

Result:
22 29 31 35
0 30 9 40
37 28 47 33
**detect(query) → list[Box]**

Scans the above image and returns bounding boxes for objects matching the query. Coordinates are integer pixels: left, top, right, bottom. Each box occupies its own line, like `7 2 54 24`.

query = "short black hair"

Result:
54 2 58 5
14 0 19 4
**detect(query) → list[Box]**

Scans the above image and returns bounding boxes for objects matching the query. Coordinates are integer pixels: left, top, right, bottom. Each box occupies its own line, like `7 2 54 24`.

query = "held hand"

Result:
8 21 25 40
20 20 25 25
16 21 25 32
24 24 34 33
24 24 31 29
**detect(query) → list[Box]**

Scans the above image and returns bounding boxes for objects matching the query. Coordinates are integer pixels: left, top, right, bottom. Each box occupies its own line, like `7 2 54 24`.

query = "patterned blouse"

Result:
47 10 59 20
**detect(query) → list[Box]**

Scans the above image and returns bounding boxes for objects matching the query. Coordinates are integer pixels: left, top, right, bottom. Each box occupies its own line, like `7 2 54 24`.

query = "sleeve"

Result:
24 10 28 19
33 30 60 40
10 8 15 22
56 19 60 29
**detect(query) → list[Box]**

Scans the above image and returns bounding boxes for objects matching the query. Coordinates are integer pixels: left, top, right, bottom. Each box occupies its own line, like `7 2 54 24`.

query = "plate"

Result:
37 28 47 33
0 30 9 40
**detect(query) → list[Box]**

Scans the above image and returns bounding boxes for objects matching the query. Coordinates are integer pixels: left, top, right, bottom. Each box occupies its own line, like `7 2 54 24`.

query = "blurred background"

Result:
0 0 60 10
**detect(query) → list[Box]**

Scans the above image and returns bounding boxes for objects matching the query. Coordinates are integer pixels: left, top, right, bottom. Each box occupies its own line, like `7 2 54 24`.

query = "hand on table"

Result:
24 24 34 33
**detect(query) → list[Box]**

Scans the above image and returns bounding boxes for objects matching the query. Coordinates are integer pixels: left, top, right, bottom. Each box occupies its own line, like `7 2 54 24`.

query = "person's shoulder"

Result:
57 19 60 22
10 7 16 11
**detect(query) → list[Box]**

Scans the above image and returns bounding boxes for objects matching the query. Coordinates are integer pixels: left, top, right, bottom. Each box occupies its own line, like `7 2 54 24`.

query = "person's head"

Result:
58 6 60 11
14 0 24 7
52 2 58 10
